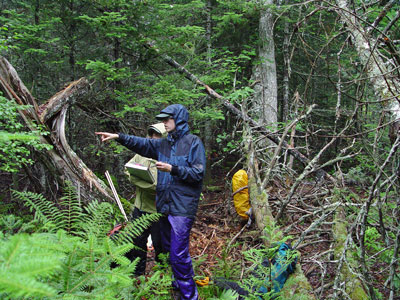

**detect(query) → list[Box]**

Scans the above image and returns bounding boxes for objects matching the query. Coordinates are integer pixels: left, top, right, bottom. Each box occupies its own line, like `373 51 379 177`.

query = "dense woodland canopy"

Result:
0 0 400 299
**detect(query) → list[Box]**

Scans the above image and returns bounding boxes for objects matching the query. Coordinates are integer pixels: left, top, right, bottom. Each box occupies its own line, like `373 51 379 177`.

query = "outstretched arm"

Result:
96 132 160 159
95 132 119 142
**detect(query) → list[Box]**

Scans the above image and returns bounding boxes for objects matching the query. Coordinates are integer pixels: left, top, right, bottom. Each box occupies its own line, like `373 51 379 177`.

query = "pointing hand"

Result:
95 132 119 142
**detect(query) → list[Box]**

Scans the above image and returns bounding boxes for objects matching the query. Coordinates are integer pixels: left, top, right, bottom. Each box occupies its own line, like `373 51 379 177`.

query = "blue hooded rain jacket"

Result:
117 104 206 218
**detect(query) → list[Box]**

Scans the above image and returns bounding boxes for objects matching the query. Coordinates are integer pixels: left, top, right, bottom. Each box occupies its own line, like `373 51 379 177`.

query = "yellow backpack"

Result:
232 170 251 220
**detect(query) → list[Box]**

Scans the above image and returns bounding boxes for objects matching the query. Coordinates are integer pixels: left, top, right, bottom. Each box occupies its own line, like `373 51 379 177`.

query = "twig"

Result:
227 224 248 248
200 229 216 257
292 202 340 249
296 239 333 250
387 227 400 300
261 104 316 190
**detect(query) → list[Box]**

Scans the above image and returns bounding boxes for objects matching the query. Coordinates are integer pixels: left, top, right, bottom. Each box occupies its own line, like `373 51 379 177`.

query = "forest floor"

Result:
2 166 396 299
191 182 334 299
142 171 335 299
144 171 398 300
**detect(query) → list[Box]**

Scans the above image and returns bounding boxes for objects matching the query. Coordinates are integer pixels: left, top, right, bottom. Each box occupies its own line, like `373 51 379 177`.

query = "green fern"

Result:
56 182 85 234
0 214 23 236
131 269 172 300
80 199 115 238
12 182 112 235
117 213 161 245
208 288 239 300
59 233 136 297
11 190 58 230
6 184 170 299
0 227 173 299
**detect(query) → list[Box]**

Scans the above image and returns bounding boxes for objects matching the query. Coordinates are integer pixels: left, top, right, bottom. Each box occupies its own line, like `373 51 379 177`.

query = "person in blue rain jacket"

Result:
96 104 206 300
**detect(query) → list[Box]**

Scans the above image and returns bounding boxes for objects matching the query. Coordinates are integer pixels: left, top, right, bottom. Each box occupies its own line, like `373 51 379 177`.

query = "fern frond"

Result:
66 255 111 294
1 232 24 265
80 200 114 238
13 182 95 235
11 258 62 277
113 243 134 258
209 288 239 300
117 213 161 245
132 270 172 299
0 214 23 235
112 253 132 267
103 237 133 267
61 234 133 295
12 190 58 228
62 292 90 300
36 230 82 253
57 181 85 234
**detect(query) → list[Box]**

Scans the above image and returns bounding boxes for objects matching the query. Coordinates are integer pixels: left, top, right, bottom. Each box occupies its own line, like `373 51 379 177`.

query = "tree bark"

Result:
336 0 400 139
0 56 113 203
251 0 278 126
250 0 281 228
203 0 213 185
282 0 291 123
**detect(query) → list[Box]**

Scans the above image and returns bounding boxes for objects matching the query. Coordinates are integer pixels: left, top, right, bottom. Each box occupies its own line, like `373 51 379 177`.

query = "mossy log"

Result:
248 176 316 300
332 208 368 299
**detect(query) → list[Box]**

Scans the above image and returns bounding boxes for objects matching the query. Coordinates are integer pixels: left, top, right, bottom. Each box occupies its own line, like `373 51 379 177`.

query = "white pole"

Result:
105 171 129 223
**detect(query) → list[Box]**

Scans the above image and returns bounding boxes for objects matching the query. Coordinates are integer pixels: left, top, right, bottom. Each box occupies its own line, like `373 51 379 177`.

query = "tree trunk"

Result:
0 56 113 203
203 0 213 185
282 0 290 123
251 0 278 126
334 2 400 298
335 0 400 137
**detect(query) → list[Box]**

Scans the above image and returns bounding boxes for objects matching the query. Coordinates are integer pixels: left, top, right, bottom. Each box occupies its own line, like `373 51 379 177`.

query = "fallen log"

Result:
332 207 368 299
247 174 317 299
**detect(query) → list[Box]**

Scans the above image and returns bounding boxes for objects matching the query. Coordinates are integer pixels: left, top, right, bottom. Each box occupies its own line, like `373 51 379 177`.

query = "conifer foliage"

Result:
0 234 63 299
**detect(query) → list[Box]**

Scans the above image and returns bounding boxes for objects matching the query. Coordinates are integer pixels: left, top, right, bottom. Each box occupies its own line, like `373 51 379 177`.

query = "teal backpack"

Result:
214 242 297 299
257 242 297 296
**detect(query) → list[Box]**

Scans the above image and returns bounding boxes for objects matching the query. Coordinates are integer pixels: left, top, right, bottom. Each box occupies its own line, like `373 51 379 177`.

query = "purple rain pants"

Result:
160 215 199 300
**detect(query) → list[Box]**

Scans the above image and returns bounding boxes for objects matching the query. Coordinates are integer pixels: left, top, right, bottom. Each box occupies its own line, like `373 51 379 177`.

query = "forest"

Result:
0 0 399 299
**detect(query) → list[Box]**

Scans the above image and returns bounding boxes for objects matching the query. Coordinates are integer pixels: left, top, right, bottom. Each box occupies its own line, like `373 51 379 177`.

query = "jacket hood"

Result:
159 104 190 138
148 123 167 138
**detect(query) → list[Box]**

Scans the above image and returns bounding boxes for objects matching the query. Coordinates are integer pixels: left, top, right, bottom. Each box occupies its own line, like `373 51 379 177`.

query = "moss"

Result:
332 209 368 300
349 283 369 299
204 185 224 192
281 263 316 300
332 213 347 256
